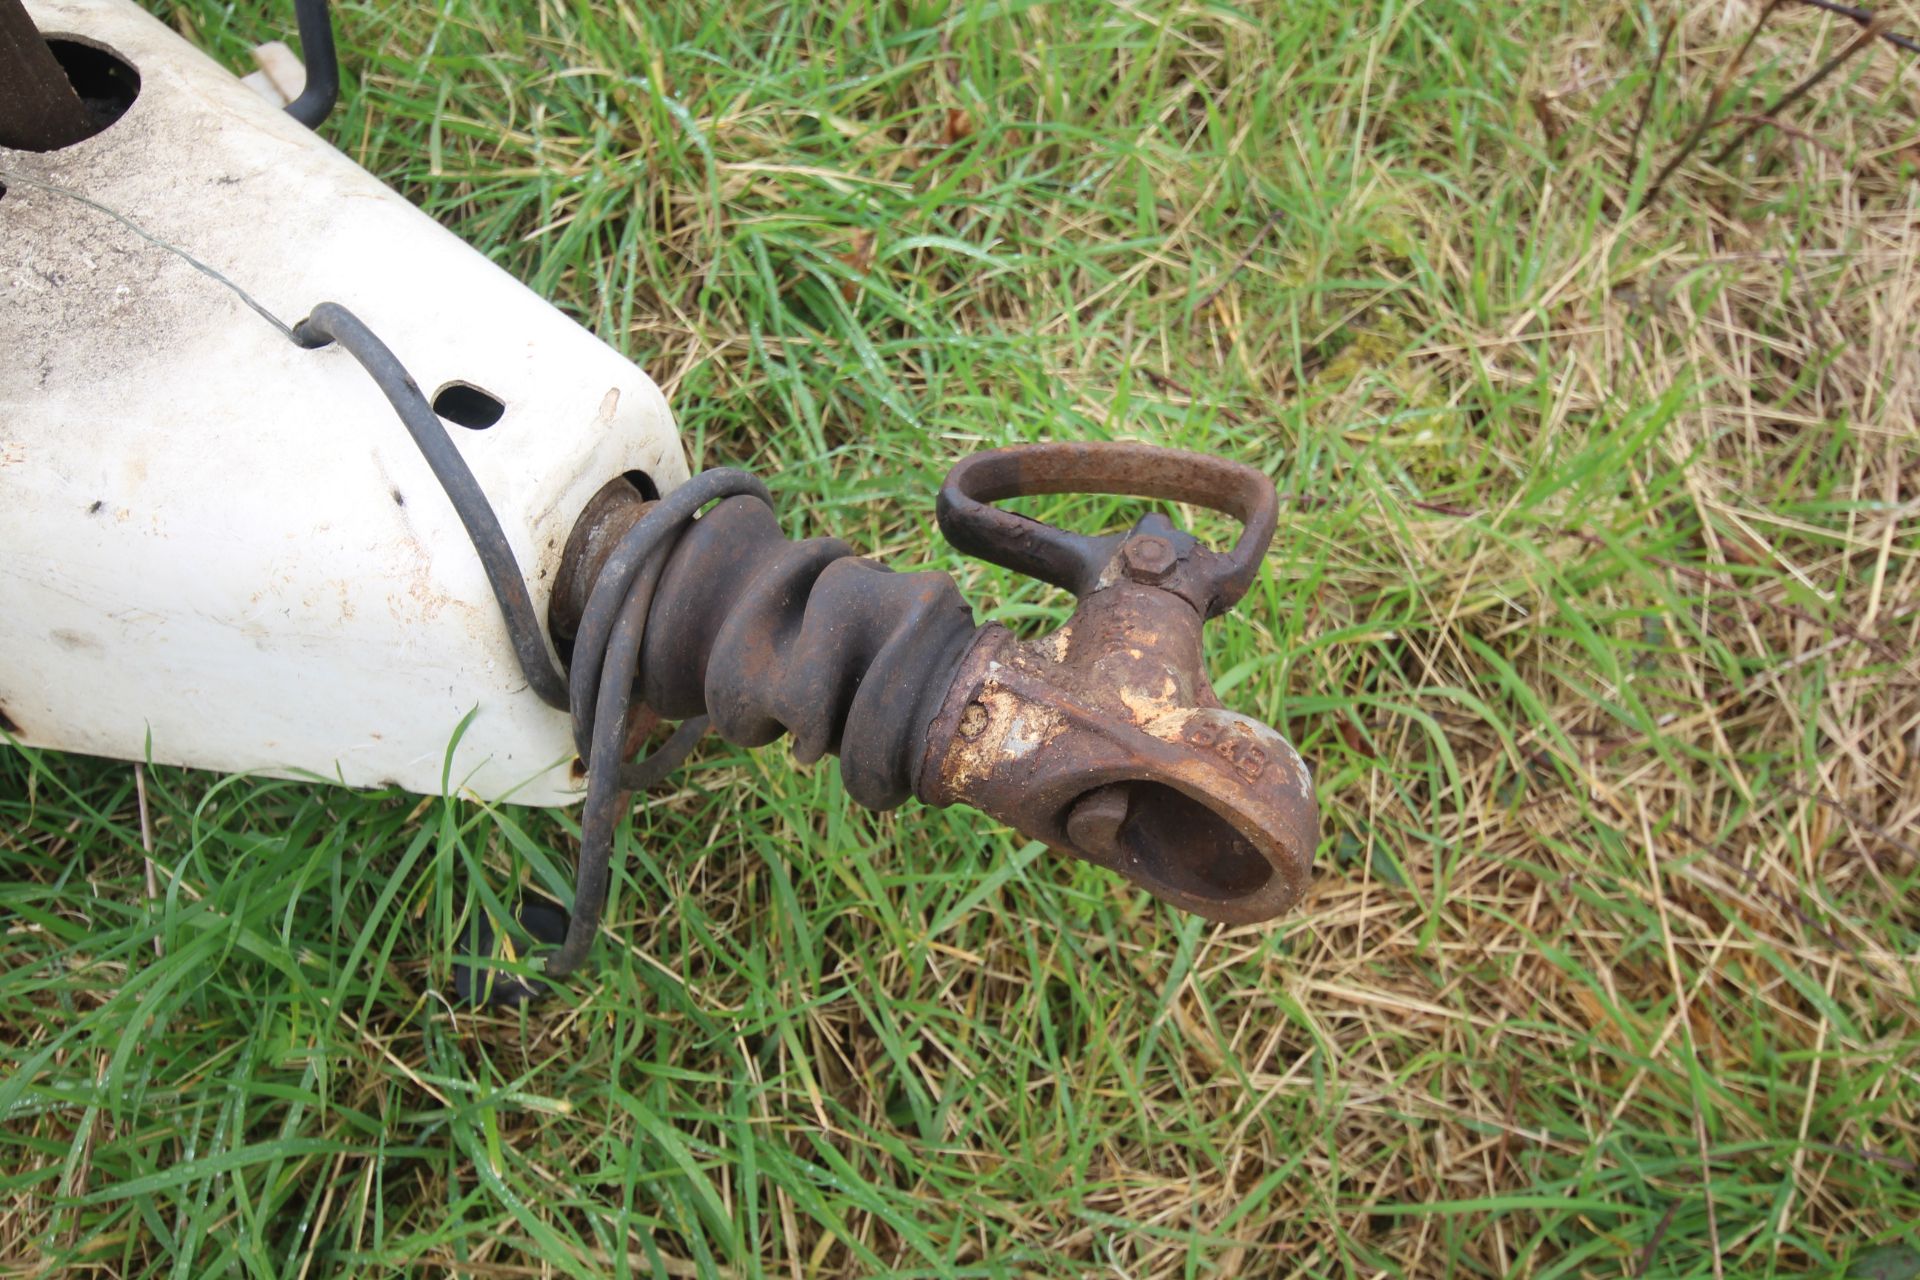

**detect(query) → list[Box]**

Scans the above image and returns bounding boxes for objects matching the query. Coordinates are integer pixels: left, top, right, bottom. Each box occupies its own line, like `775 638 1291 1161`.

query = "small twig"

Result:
1637 1200 1682 1277
1794 1140 1920 1174
1663 815 1888 981
1531 92 1568 155
1646 0 1785 204
1139 368 1246 426
1627 18 1679 189
134 764 162 959
1195 209 1283 311
1795 0 1920 56
1709 14 1886 165
1719 111 1845 155
1779 783 1920 862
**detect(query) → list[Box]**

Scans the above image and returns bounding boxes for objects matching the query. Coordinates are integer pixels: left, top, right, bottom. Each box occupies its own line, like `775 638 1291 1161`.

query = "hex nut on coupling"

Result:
1121 534 1178 585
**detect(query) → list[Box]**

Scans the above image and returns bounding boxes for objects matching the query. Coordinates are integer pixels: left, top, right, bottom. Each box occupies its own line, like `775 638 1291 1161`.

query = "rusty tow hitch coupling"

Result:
920 444 1315 924
541 441 1314 993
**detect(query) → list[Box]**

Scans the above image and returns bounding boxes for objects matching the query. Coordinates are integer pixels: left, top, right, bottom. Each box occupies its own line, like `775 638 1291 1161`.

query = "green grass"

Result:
5 0 1920 1275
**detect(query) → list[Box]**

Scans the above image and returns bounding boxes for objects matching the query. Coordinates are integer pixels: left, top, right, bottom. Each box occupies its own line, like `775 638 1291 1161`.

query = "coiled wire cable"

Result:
293 302 747 984
552 468 770 975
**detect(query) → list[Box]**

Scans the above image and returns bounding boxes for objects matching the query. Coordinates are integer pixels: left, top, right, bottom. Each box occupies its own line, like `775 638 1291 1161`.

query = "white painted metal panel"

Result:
0 0 687 804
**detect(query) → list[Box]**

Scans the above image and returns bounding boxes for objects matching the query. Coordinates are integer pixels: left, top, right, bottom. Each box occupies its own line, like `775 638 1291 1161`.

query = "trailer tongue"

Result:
0 0 1316 997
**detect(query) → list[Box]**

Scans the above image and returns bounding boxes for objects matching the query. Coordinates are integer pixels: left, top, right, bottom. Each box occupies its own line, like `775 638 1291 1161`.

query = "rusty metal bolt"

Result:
1121 534 1177 585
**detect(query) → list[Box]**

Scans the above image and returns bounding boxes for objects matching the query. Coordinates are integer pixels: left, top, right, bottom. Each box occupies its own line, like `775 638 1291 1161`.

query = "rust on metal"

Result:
932 439 1279 618
918 442 1311 922
549 473 653 647
550 442 1315 925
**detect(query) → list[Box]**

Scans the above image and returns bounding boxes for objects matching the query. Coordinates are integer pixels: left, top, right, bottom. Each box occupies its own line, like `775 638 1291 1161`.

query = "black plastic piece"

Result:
453 893 570 1007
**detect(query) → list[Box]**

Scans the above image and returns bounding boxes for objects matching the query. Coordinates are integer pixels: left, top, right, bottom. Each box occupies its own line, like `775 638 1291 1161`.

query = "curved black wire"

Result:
293 302 764 986
285 0 340 129
292 303 571 710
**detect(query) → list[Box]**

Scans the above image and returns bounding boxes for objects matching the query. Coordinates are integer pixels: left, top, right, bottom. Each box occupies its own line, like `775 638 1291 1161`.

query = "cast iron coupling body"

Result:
550 442 1316 945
